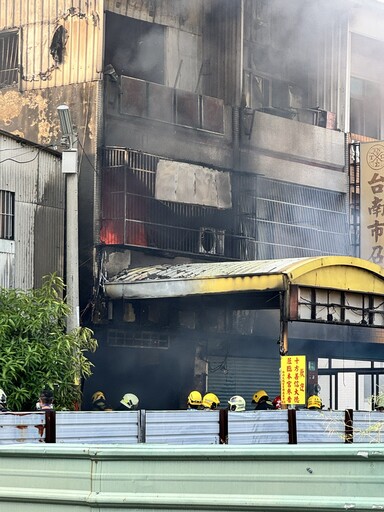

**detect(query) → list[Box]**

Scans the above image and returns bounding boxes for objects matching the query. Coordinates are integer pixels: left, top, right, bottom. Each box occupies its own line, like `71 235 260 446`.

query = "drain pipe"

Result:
232 0 244 172
233 106 241 170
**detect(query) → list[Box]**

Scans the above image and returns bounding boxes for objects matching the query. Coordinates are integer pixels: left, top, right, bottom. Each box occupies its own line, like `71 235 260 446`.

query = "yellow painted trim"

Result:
197 257 384 295
105 256 384 299
287 257 384 294
198 274 286 294
293 267 384 294
285 256 384 280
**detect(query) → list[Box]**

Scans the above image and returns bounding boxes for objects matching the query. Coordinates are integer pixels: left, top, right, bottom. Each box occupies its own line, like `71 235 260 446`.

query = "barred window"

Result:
0 31 19 89
0 191 14 240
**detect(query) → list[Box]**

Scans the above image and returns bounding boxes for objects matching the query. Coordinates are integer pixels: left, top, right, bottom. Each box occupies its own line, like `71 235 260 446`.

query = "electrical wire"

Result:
0 143 56 165
0 151 41 166
0 140 55 153
77 138 98 174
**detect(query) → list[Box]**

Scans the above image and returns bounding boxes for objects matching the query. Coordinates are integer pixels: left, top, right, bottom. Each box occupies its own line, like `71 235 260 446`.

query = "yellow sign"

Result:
281 355 306 405
360 141 384 265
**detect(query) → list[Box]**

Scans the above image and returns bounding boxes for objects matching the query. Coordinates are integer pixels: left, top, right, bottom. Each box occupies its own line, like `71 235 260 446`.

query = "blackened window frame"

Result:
104 13 165 85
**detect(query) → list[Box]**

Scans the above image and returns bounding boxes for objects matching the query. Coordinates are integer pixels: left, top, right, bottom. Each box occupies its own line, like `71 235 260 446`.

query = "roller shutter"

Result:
207 356 280 410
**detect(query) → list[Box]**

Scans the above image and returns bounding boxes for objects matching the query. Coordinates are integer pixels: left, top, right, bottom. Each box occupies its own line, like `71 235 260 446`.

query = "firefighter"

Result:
187 390 202 410
252 390 275 410
228 395 246 412
37 389 54 410
307 395 323 410
91 391 113 411
202 392 220 410
375 395 384 411
119 393 139 410
0 389 8 412
272 395 282 409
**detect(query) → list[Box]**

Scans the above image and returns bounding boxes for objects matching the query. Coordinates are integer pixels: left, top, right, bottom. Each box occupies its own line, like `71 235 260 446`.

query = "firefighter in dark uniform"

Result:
252 389 275 410
91 391 113 411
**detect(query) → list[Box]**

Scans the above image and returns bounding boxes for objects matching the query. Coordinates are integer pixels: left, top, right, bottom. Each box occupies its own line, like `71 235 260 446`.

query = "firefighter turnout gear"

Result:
252 390 268 404
92 390 113 411
307 395 323 410
120 393 139 410
187 390 202 409
228 395 246 412
272 395 282 409
202 392 220 409
252 389 275 410
375 394 384 411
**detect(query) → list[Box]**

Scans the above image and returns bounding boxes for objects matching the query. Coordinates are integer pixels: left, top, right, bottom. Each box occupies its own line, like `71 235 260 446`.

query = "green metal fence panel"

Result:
0 443 383 510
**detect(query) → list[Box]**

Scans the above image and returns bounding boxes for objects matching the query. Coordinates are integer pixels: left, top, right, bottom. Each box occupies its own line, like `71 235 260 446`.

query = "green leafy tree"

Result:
0 274 97 411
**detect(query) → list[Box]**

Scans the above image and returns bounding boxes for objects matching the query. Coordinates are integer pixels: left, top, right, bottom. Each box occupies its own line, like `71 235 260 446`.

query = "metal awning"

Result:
104 256 384 299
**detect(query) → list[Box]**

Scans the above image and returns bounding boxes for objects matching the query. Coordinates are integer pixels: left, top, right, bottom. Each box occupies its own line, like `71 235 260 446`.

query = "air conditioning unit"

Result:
198 227 225 255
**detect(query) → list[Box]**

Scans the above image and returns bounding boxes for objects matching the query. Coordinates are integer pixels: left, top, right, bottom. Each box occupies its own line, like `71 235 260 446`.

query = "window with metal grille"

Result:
107 329 169 349
0 31 19 89
101 148 349 259
0 191 15 240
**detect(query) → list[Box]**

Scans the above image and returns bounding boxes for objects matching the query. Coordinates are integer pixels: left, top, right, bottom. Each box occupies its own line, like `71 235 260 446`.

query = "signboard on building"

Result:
360 141 384 265
281 355 306 405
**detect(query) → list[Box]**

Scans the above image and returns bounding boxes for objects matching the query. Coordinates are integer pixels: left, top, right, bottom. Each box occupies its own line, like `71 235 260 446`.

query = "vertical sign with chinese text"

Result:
360 141 384 265
281 355 306 405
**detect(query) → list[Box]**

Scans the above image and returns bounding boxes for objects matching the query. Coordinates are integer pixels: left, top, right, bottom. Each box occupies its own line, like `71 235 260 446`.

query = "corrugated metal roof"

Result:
108 258 316 283
104 256 384 299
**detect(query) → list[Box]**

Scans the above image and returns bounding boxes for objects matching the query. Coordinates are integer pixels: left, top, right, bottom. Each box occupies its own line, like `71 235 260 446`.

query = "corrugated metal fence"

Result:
1 409 384 445
0 412 47 444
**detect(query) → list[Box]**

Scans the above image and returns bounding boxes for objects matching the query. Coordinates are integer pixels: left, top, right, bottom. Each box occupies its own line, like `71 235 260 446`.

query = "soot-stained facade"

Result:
1 0 384 410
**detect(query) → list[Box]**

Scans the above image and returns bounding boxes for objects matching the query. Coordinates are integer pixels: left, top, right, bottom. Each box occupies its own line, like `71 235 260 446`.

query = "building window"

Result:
101 148 349 259
350 77 380 139
0 191 15 240
0 31 19 89
105 13 164 85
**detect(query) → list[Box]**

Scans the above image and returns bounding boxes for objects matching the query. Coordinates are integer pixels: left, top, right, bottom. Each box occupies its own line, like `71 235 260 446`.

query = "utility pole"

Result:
57 105 80 333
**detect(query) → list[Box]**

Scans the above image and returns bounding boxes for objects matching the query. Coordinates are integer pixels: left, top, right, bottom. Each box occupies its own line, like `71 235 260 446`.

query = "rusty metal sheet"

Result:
0 412 45 444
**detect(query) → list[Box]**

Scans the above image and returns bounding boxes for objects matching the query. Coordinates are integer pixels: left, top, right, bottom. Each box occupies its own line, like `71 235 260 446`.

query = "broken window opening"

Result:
105 12 165 85
50 25 68 65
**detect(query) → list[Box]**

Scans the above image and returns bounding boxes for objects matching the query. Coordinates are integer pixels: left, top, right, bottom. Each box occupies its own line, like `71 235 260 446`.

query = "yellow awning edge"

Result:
104 256 384 299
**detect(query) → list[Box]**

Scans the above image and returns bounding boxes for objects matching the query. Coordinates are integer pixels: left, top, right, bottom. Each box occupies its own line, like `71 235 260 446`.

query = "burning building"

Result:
1 0 384 410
